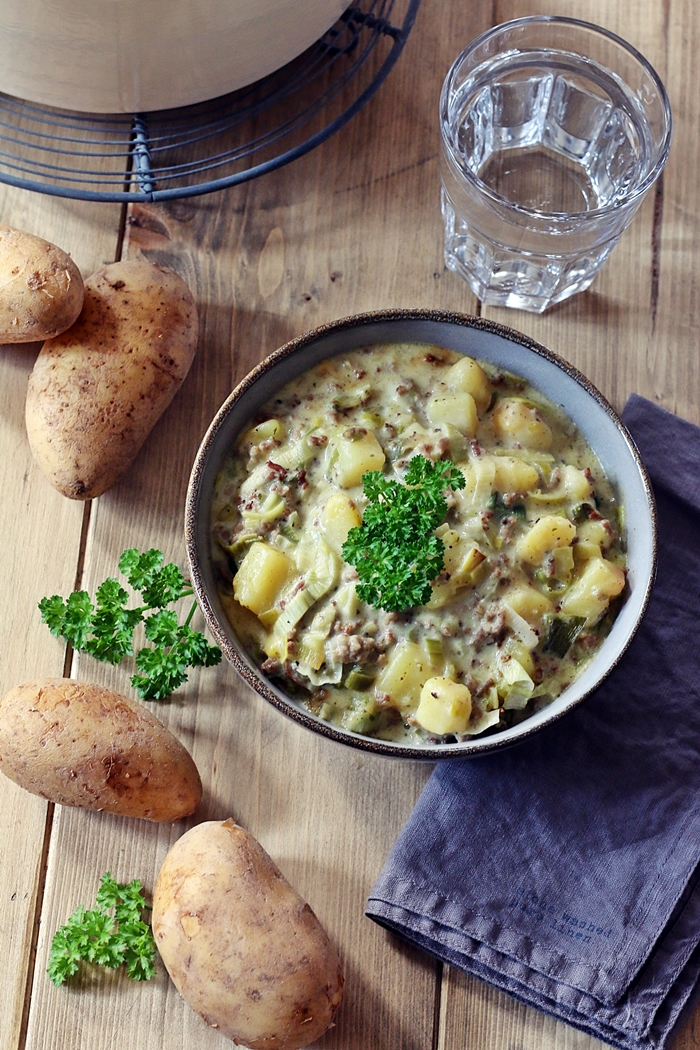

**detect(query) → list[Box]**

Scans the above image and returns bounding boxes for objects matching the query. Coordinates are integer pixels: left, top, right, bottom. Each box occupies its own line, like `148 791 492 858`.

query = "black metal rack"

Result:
0 0 420 202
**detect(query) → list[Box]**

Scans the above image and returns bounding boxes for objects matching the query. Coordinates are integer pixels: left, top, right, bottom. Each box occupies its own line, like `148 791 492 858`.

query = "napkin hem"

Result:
369 849 700 1040
368 818 700 1013
367 898 700 1050
366 882 641 1029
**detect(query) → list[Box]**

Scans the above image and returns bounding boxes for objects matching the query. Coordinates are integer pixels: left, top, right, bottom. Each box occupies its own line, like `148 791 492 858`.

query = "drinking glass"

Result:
439 17 673 313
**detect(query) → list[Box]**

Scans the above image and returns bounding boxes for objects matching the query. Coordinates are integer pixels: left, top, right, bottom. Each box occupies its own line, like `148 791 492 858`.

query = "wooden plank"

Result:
0 187 122 1050
439 967 607 1050
645 0 700 427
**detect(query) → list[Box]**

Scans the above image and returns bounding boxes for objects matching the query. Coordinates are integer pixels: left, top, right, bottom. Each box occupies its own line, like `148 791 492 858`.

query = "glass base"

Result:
441 188 613 314
444 251 597 314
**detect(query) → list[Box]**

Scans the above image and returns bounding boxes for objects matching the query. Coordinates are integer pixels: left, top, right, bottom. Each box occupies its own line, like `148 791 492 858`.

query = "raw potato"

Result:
0 679 202 821
25 259 198 499
0 225 84 343
153 820 344 1049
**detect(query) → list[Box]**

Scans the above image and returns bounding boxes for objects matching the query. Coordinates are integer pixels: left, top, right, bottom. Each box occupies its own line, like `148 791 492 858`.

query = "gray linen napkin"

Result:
366 395 700 1050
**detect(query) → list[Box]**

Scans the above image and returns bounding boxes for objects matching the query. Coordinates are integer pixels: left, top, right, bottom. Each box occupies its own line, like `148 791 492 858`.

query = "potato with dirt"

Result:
25 258 198 499
152 819 344 1049
0 225 84 342
0 678 202 821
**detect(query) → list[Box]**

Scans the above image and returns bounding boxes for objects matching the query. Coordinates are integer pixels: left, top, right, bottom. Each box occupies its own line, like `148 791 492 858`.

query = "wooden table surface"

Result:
1 1 698 1048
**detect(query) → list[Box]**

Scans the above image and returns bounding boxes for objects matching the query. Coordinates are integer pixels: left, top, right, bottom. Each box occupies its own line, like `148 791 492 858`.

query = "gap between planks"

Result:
16 198 130 1050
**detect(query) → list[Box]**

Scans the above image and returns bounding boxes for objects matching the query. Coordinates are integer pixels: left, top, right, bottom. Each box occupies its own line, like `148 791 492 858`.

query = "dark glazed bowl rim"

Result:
185 309 657 760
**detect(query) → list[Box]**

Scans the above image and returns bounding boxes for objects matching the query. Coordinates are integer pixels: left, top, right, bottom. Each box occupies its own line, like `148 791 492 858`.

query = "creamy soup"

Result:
211 344 626 746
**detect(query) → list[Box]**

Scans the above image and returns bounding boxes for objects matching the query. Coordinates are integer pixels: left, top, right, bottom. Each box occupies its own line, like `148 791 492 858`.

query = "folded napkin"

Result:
367 395 700 1050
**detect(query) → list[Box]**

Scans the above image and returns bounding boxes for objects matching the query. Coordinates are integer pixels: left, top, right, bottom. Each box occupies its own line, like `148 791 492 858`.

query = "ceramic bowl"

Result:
0 0 348 113
185 310 657 759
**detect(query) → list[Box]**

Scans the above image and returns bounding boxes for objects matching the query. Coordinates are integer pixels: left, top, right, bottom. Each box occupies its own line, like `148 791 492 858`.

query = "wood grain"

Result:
439 967 607 1050
0 188 122 1050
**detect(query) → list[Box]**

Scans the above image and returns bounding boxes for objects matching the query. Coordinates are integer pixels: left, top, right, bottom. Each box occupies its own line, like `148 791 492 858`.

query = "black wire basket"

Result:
0 0 420 203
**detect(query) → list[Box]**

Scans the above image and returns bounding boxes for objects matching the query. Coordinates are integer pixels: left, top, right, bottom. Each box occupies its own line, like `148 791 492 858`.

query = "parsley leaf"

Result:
47 922 85 986
48 873 156 987
130 608 221 700
83 579 141 664
142 608 180 648
39 548 222 701
342 455 465 612
119 548 189 608
38 591 95 651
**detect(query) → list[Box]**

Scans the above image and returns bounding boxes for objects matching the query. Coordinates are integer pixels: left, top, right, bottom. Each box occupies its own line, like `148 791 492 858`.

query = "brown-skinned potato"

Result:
25 258 198 499
153 820 344 1048
0 679 202 822
0 225 84 342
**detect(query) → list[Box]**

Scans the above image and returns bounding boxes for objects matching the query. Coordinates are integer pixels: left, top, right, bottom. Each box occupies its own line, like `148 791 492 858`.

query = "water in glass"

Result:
441 43 662 312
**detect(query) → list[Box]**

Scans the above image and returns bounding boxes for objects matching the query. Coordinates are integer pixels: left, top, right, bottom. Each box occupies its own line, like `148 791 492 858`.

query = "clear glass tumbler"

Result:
439 17 673 313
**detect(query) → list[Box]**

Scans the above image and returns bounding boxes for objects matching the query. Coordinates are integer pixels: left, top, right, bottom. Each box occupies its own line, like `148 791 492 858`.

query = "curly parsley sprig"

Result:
39 548 221 701
48 873 156 987
342 455 466 612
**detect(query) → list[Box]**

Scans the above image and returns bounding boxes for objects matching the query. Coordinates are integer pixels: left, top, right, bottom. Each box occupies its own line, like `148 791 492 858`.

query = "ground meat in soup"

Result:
211 344 626 747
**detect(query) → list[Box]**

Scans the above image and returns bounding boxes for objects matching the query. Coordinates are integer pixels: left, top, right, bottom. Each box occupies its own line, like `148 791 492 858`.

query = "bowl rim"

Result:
185 308 657 759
